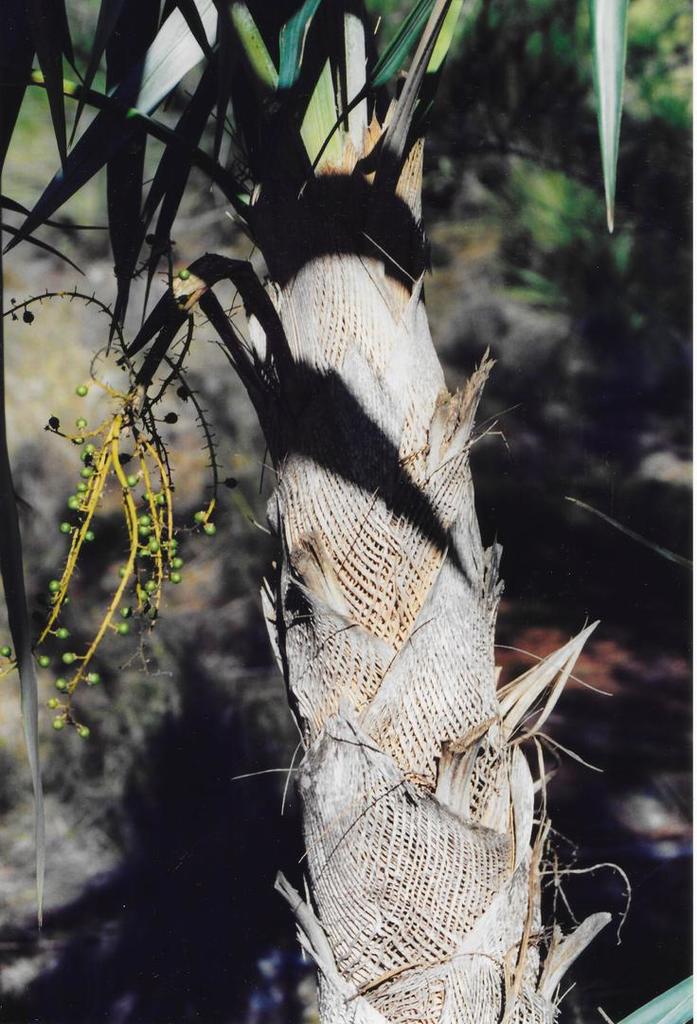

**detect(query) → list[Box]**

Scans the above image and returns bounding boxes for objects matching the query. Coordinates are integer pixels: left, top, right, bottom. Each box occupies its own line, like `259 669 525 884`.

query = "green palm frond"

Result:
617 977 693 1024
590 0 629 232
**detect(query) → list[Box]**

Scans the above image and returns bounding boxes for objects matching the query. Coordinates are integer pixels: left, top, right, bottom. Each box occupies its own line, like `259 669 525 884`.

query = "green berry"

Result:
116 622 130 636
75 384 88 397
138 525 151 538
119 566 128 578
68 496 81 510
56 627 70 640
170 572 182 585
48 579 61 593
85 530 95 542
148 539 160 554
178 268 191 280
76 482 88 493
60 521 72 534
144 580 157 594
75 417 88 429
171 557 183 570
62 652 77 665
155 493 166 506
78 725 90 739
55 677 68 691
168 538 178 550
120 606 132 619
84 443 96 455
138 514 151 527
52 717 66 731
80 466 93 479
0 645 11 658
126 474 138 488
86 672 101 685
203 523 216 536
193 511 206 524
38 655 50 668
74 436 84 445
47 698 59 709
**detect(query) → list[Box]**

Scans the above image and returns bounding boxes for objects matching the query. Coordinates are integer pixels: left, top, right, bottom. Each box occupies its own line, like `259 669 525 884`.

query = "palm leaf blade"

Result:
278 0 324 89
25 0 69 167
371 0 434 87
0 239 45 927
0 1 35 172
70 0 127 142
618 977 693 1024
426 0 463 72
229 2 279 89
119 0 217 112
106 0 160 325
590 0 629 233
7 1 218 260
0 222 83 273
144 65 218 291
174 0 215 59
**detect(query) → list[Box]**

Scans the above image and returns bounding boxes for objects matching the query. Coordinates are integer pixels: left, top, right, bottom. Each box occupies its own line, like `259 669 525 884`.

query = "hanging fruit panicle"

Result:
0 374 199 740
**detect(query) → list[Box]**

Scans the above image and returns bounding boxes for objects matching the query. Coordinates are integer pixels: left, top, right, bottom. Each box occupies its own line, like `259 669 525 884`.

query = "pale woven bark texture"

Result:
251 134 608 1022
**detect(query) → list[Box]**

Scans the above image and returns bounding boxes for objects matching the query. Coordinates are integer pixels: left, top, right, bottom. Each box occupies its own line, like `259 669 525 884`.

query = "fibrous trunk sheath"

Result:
244 137 608 1024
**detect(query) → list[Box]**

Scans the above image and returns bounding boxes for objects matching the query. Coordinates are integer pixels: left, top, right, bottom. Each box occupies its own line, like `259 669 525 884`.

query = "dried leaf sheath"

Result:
249 138 608 1021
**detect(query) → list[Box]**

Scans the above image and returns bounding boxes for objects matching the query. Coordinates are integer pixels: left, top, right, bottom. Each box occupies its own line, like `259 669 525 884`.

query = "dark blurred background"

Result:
0 1 691 1022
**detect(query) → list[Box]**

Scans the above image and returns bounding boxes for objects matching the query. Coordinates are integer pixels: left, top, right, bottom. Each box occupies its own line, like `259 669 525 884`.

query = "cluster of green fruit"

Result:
33 386 220 740
193 510 216 536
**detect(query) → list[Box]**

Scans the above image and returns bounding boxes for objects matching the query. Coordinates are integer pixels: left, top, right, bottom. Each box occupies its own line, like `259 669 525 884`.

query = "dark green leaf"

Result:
8 104 137 256
211 9 235 165
142 65 218 292
303 0 448 175
130 252 290 384
116 0 217 112
371 0 434 88
0 237 45 927
379 0 453 175
70 0 127 142
106 0 160 325
25 0 71 167
174 0 215 59
7 2 222 259
135 308 190 386
1 194 106 230
126 290 187 358
0 222 83 273
198 289 259 395
0 0 34 173
278 0 324 89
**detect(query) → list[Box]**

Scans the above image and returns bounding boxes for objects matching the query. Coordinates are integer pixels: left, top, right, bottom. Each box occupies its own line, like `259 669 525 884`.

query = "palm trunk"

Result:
186 10 612 1020
238 137 609 1023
